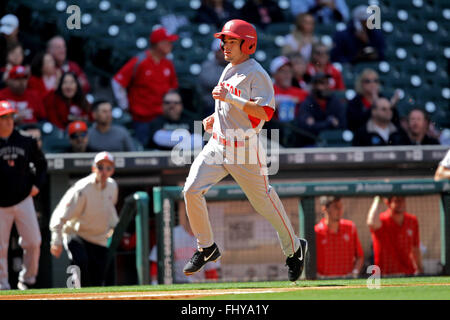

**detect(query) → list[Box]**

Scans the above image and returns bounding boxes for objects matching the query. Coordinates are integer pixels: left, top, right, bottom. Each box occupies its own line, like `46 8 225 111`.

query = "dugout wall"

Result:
153 179 450 284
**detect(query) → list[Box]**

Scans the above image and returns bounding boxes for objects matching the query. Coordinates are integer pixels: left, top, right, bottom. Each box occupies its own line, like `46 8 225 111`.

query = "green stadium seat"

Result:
318 130 353 147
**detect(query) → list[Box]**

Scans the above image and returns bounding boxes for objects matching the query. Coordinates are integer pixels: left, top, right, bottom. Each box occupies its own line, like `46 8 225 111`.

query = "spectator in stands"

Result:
44 71 91 130
290 0 349 25
147 90 202 151
239 0 285 29
315 196 364 278
46 36 90 93
112 27 179 146
195 0 240 29
87 100 136 152
0 65 46 125
352 97 405 146
28 52 61 100
396 108 440 146
306 43 345 91
297 72 346 145
1 42 25 89
330 5 385 64
367 195 424 276
271 56 308 122
0 14 40 66
50 151 119 287
282 13 318 62
149 207 220 284
434 149 450 181
199 39 227 117
287 52 309 90
347 69 401 133
64 120 94 153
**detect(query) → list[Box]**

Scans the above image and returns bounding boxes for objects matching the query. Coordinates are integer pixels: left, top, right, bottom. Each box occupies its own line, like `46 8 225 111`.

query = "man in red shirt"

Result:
306 43 345 91
270 56 308 122
0 65 46 125
315 196 364 278
367 195 424 276
46 36 90 94
111 27 179 145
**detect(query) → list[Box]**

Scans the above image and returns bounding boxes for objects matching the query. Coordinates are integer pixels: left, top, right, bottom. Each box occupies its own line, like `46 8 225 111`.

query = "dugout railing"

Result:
153 179 450 284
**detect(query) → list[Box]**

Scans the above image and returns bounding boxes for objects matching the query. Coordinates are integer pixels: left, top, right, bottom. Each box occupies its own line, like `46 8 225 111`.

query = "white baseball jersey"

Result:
440 149 450 168
213 58 275 140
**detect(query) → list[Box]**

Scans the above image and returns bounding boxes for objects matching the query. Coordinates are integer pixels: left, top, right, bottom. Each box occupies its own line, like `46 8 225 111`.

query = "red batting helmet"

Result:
214 19 257 55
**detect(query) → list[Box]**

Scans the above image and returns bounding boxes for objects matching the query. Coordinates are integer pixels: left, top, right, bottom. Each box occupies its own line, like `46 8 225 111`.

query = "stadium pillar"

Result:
299 197 317 280
440 194 450 275
135 192 150 285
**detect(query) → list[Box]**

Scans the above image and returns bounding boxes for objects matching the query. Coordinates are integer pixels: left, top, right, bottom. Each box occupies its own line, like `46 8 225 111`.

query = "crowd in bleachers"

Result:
1 0 449 153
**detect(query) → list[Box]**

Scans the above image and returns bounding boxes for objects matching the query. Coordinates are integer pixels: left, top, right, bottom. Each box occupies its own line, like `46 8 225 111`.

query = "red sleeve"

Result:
333 68 345 90
113 56 139 89
44 92 66 130
413 217 420 247
263 106 275 121
169 62 178 90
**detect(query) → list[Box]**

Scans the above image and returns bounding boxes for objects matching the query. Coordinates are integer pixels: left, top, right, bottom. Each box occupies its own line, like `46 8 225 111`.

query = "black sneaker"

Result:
286 238 308 282
183 243 221 276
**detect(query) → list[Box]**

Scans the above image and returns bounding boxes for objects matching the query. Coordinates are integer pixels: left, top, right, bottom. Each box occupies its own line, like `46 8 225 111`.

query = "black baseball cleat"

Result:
183 243 221 276
286 238 308 282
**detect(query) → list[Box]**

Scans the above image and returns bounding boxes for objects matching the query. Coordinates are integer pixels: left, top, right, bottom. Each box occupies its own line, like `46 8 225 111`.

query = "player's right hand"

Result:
50 244 63 258
203 114 214 133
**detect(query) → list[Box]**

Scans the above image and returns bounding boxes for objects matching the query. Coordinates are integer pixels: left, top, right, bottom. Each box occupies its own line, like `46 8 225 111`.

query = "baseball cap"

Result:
319 196 341 207
7 65 29 80
94 151 115 165
270 56 290 74
67 120 87 136
150 27 179 44
0 14 19 35
0 100 15 116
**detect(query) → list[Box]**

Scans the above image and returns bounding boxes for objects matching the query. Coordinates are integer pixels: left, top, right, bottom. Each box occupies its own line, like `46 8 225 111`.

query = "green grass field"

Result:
1 276 449 300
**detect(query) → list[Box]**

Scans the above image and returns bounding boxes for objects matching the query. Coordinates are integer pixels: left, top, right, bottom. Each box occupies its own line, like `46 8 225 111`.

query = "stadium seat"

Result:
317 130 353 147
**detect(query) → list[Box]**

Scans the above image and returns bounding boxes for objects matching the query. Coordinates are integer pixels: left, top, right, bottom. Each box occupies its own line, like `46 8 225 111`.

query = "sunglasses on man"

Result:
70 132 87 140
96 164 114 172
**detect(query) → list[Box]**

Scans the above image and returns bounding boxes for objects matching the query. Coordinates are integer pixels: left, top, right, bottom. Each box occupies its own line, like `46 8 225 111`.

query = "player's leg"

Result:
14 196 42 288
183 139 228 249
66 235 90 287
225 143 307 281
0 206 15 290
182 139 228 274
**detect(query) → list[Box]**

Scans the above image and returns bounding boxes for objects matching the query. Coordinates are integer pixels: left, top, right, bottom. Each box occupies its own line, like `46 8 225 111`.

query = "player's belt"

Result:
212 132 245 147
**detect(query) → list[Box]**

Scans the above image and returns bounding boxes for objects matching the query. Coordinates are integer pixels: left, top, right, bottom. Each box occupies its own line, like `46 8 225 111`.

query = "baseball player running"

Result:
182 19 308 282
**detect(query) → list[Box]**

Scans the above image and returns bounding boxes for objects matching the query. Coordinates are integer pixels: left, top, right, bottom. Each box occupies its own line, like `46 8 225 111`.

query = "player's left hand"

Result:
212 84 228 101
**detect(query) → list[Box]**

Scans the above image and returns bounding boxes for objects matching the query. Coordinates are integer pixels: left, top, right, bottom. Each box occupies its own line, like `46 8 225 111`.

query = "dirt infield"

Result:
2 283 449 300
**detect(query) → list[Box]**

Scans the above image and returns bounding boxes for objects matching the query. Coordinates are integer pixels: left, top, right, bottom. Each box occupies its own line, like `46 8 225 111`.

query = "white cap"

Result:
0 14 19 35
94 151 115 165
352 5 370 21
270 56 290 74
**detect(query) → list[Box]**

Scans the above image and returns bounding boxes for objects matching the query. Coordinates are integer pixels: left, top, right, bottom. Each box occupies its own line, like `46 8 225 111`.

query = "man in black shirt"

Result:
0 100 47 290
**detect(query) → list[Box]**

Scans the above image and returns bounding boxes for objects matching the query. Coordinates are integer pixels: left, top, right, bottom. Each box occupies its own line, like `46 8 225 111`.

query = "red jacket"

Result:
44 90 91 130
0 87 46 124
113 51 178 122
